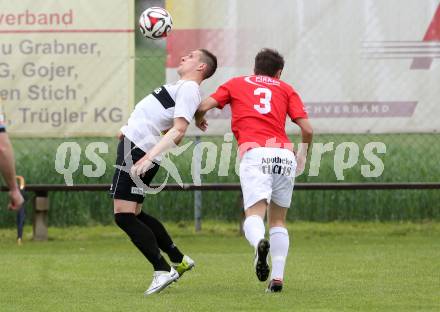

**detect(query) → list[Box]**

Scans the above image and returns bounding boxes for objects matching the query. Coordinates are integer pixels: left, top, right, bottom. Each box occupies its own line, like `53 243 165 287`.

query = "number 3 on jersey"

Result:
253 87 272 114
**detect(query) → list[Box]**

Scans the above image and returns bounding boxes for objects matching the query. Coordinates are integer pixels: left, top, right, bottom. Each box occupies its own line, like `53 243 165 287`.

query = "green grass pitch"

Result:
0 222 439 311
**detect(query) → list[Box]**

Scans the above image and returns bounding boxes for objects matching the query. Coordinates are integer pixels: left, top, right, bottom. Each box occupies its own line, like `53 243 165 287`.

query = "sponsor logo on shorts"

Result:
261 157 294 176
131 187 145 196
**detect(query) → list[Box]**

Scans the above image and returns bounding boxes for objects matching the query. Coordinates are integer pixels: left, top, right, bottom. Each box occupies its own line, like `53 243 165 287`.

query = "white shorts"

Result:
239 147 297 210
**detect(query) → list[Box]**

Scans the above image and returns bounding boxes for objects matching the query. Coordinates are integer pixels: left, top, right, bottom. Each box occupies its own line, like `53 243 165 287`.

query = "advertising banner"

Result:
0 0 134 137
166 0 440 135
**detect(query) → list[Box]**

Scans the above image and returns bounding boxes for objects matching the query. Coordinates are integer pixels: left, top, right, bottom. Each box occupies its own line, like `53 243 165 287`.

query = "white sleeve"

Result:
174 81 201 123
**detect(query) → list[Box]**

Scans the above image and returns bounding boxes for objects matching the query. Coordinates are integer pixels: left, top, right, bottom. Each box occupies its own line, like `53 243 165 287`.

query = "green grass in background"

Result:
0 134 439 227
0 222 439 312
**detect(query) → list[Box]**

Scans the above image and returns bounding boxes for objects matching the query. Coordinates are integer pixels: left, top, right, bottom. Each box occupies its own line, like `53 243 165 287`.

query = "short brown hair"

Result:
254 48 284 77
198 49 217 79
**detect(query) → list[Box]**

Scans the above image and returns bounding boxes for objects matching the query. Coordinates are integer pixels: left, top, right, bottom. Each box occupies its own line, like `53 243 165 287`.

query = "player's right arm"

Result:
132 81 200 176
195 97 219 131
131 117 189 177
195 79 233 131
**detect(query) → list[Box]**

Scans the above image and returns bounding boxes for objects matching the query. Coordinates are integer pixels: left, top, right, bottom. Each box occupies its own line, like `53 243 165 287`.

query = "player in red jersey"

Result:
195 48 313 292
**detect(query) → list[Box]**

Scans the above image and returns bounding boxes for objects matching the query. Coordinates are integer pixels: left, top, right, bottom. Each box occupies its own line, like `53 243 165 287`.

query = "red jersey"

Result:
210 75 308 155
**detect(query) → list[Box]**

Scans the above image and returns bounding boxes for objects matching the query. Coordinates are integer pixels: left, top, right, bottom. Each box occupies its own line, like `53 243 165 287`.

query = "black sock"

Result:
136 211 184 263
114 213 171 272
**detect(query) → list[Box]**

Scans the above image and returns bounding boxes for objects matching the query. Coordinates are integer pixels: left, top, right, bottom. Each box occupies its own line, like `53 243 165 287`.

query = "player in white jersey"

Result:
109 49 217 295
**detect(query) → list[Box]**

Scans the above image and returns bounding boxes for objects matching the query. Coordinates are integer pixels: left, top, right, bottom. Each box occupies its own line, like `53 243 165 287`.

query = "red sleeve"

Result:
210 79 233 109
287 90 308 120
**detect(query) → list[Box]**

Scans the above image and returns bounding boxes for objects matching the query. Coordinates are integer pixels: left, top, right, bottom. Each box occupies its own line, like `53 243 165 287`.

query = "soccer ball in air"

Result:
139 7 173 39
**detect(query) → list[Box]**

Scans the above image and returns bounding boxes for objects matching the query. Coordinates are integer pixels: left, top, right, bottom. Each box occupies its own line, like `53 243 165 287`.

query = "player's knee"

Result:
245 200 267 219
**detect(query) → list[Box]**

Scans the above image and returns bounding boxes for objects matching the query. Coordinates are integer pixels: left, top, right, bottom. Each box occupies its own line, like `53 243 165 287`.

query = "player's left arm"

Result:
131 117 189 176
292 117 313 175
287 89 313 173
293 117 313 154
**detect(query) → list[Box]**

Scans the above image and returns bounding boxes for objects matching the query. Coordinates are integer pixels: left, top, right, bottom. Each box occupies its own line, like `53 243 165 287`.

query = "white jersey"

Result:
121 80 201 153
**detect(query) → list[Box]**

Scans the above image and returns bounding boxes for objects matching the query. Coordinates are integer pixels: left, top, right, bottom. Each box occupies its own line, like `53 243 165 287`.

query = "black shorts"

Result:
109 138 160 203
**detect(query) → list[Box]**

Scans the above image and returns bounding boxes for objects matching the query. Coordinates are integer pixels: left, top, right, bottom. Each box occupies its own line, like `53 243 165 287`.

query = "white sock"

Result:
243 215 265 249
269 227 289 280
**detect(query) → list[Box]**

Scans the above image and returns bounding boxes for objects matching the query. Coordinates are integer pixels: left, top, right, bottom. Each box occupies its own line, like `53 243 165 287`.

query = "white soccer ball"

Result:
139 7 173 40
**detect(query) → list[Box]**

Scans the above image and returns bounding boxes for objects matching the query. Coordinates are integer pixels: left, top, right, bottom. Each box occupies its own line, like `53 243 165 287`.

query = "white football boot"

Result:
144 267 179 296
